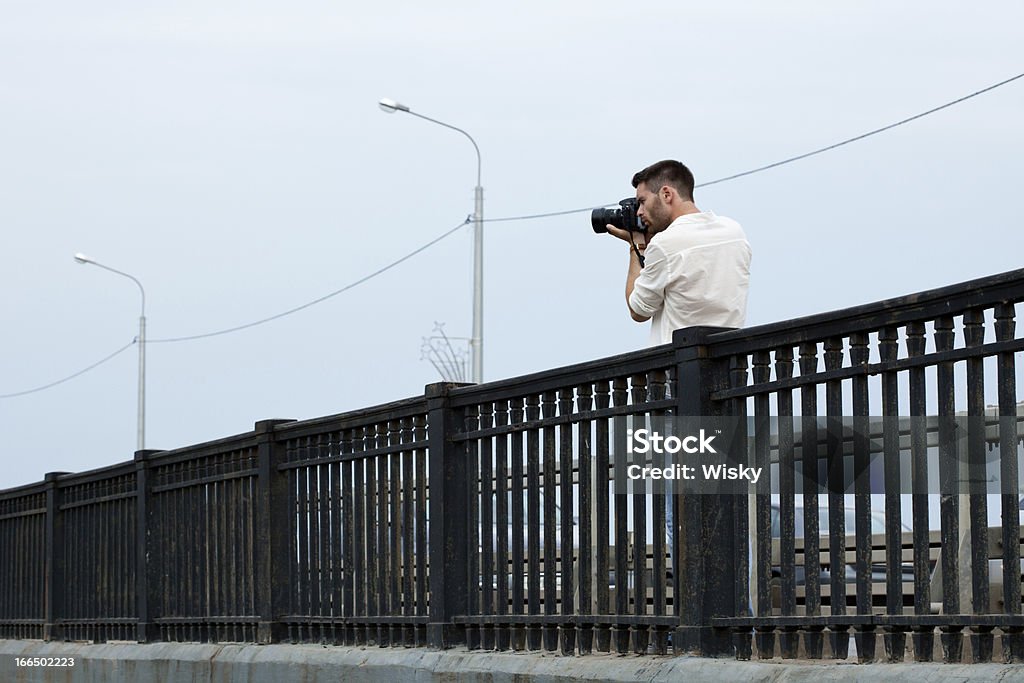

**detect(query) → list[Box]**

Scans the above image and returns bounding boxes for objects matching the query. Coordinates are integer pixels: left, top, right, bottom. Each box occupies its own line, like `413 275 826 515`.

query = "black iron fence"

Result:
1 267 1023 663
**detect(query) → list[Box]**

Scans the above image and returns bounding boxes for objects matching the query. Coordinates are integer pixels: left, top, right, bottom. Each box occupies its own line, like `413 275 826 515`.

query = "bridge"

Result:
2 267 1024 680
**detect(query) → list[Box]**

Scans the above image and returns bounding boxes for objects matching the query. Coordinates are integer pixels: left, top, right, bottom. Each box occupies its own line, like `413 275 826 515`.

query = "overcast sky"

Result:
1 1 1022 487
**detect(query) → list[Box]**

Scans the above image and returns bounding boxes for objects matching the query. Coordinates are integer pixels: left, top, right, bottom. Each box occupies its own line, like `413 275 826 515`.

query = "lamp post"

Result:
379 97 484 384
74 253 147 451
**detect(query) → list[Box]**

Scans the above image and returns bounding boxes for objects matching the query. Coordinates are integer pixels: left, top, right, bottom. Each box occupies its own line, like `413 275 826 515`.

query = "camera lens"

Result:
591 208 616 233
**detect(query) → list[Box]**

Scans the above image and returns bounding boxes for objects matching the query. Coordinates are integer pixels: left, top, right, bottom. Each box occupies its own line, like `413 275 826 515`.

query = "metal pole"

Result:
472 184 484 384
74 253 147 450
137 314 146 451
379 100 485 383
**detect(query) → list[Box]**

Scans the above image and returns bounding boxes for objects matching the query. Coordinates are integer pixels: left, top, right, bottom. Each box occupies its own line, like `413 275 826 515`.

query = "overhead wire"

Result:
3 71 1022 397
0 340 136 399
147 217 471 343
483 71 1024 222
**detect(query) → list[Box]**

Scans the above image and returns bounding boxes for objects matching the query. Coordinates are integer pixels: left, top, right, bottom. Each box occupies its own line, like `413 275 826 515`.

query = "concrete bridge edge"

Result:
4 640 1024 683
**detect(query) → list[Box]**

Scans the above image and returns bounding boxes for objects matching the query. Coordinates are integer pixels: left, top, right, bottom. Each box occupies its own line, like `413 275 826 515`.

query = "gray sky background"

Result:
2 1 1022 488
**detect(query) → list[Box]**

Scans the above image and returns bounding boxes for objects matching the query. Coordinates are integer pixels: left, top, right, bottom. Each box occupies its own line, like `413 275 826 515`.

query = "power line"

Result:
697 71 1024 188
148 217 470 343
1 220 470 397
483 71 1024 222
0 340 136 399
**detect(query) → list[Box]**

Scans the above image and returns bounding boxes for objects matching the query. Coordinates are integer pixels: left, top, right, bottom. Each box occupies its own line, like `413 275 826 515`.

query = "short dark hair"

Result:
632 160 695 200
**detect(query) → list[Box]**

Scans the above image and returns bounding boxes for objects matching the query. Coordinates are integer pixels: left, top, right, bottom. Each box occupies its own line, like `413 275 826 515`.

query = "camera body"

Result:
591 197 644 234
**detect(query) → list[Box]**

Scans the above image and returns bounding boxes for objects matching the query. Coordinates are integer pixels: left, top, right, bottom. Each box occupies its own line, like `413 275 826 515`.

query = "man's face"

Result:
635 182 670 233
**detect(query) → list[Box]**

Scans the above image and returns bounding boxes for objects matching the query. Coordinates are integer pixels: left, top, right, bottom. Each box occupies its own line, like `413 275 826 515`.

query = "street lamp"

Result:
74 253 147 451
379 97 484 384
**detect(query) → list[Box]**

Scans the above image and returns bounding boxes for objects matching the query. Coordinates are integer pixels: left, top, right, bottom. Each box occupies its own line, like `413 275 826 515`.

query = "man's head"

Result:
631 160 696 233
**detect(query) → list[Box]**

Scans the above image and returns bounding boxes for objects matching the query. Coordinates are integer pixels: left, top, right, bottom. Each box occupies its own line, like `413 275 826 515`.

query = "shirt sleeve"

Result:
628 241 669 318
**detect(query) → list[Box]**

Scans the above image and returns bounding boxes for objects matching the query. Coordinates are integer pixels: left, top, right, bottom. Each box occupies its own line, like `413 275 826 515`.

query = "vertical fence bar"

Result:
43 473 65 642
752 351 774 659
776 346 799 658
674 326 736 657
135 451 163 642
426 383 468 649
799 341 824 659
850 332 875 661
577 383 594 655
100 479 111 642
907 321 934 661
295 442 310 640
879 327 906 661
465 405 481 651
494 401 510 651
401 418 415 647
824 337 848 660
341 429 355 645
649 371 668 656
329 433 343 645
207 459 218 641
558 387 576 655
353 428 367 646
388 420 403 647
964 309 993 662
165 466 176 641
365 425 379 645
376 422 390 647
479 403 495 651
611 378 630 655
315 438 328 643
593 382 606 655
526 393 542 651
541 391 558 652
996 303 1023 660
629 374 649 655
254 419 295 644
189 463 200 642
729 357 752 660
231 457 243 642
935 315 963 663
414 415 428 647
509 398 526 651
212 462 223 641
594 380 612 653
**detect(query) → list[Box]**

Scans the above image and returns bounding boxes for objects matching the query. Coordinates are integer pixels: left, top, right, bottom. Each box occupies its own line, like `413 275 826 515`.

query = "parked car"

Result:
769 503 913 608
927 497 1024 614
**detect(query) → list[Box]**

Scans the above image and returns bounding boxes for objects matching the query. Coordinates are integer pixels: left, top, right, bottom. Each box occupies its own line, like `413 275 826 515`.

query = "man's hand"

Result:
606 225 646 249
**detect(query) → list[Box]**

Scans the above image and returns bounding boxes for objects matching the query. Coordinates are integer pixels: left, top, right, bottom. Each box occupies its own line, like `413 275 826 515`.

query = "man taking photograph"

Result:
605 159 752 345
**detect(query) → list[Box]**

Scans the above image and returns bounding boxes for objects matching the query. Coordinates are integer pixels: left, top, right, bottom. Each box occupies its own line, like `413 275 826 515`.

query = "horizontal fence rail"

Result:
1 267 1023 664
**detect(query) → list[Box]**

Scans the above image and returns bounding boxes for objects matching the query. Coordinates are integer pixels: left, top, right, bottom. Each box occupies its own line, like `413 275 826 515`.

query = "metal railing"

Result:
1 267 1022 664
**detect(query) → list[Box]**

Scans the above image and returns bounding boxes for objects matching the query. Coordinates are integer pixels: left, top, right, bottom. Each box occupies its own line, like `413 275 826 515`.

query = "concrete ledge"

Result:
4 640 1024 683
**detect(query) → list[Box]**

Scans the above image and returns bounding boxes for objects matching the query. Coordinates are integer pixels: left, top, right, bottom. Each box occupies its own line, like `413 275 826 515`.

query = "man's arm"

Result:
606 225 651 322
624 246 650 322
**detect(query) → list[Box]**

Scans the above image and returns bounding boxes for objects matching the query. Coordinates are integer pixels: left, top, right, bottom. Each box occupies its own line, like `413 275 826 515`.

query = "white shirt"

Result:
628 211 751 346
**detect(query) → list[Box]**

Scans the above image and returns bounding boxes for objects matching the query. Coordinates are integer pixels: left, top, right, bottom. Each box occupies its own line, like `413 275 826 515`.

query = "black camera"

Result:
591 197 643 234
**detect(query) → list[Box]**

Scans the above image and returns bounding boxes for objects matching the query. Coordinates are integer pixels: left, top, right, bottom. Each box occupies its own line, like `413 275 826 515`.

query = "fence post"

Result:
672 326 737 657
134 449 164 642
426 382 469 649
43 471 68 642
254 418 296 644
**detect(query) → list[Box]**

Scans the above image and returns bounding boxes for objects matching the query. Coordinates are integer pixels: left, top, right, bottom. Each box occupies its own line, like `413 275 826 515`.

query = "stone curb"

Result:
4 640 1024 682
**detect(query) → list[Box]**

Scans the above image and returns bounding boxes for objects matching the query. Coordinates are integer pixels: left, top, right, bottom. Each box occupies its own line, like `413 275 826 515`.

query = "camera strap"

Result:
629 237 646 268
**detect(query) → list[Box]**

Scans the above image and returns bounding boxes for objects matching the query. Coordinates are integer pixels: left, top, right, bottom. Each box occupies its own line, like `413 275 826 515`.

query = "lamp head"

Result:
74 252 93 264
378 97 410 114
